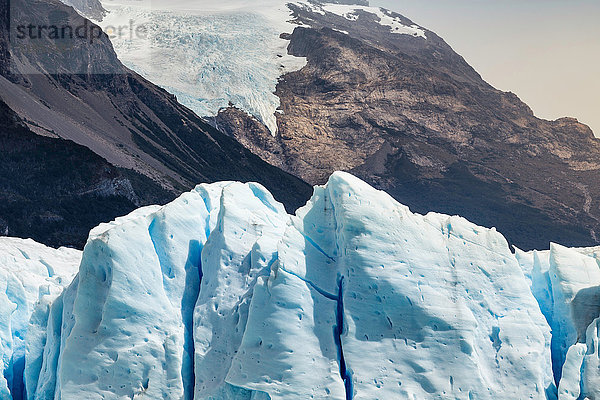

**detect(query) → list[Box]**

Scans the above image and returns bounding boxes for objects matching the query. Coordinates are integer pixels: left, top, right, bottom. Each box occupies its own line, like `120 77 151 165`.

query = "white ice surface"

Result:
517 244 600 399
581 318 600 398
558 343 585 399
192 182 290 399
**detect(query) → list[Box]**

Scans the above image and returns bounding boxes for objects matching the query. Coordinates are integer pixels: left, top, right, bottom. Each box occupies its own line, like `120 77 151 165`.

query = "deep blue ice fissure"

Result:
201 196 212 241
3 288 27 400
531 270 561 387
334 276 354 400
279 263 354 398
5 357 25 400
303 234 336 262
181 240 204 400
278 265 337 301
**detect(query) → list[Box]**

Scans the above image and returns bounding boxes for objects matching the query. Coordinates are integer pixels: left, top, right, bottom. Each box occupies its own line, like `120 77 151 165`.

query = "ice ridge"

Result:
2 173 600 398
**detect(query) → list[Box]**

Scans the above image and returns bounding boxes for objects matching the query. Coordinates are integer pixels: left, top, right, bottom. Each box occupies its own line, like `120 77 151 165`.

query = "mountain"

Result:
2 173 600 399
0 0 312 248
0 98 175 247
86 0 600 251
59 0 105 20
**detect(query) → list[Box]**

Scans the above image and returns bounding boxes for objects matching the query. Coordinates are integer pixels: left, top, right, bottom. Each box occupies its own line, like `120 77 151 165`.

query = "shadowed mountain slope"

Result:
0 0 312 247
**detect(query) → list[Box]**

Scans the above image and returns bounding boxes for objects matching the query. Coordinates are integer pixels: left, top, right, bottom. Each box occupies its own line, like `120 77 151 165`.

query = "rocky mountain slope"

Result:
87 0 600 250
213 2 600 251
0 0 311 247
0 99 174 247
2 173 600 399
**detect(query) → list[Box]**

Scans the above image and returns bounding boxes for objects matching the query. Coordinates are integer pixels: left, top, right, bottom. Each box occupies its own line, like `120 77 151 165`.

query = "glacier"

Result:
1 172 600 398
60 0 429 135
516 245 600 399
0 238 80 399
86 0 309 135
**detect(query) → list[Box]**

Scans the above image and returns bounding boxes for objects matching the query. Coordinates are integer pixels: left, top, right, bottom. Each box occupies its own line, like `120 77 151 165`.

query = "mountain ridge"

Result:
207 2 600 250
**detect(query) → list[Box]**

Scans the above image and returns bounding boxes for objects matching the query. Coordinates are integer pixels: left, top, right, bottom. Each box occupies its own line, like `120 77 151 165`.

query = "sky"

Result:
372 0 600 136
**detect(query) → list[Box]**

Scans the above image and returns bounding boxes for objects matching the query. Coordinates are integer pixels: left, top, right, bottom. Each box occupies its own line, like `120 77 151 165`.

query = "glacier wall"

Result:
516 245 600 399
229 173 553 399
2 172 600 398
0 239 80 399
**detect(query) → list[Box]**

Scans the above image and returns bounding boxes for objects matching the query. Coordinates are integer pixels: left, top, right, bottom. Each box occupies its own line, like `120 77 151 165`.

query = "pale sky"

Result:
373 0 600 136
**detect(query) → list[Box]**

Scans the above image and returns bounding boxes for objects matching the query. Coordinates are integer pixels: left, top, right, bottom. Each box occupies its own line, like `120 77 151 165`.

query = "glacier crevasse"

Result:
1 172 600 398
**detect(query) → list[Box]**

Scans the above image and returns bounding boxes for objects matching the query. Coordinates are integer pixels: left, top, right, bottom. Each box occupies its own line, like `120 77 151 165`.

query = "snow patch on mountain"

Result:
0 238 80 399
319 3 427 38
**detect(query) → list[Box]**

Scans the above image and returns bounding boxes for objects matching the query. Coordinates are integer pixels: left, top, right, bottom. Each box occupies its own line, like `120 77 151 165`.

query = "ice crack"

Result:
335 276 353 400
298 189 352 398
278 264 353 398
278 264 337 300
302 234 336 262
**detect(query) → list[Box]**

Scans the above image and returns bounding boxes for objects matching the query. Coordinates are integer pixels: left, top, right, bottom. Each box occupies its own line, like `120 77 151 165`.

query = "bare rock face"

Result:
213 3 600 250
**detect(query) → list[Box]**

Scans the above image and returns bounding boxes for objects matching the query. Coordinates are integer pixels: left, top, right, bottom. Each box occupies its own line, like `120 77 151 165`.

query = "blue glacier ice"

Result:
3 173 600 398
516 245 600 399
0 238 80 400
228 173 552 399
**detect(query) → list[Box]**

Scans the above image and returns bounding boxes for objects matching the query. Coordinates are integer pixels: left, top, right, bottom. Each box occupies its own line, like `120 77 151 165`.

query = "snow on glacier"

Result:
88 0 308 135
0 238 80 399
7 172 600 399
